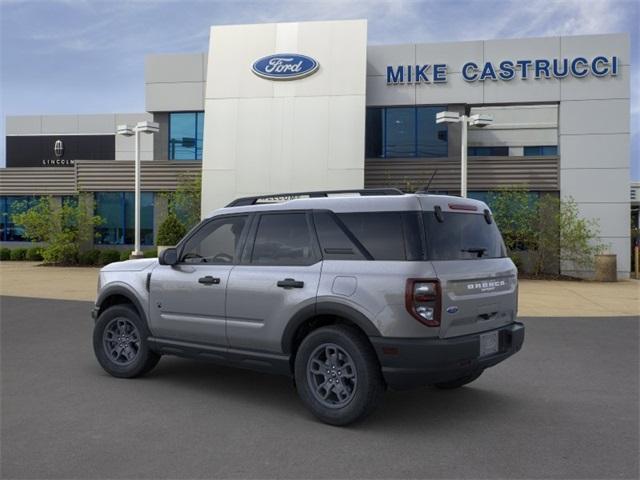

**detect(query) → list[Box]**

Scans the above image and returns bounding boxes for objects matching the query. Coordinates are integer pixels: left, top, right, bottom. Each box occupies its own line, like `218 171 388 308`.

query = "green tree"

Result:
11 197 103 265
157 213 187 246
487 187 537 252
488 188 605 276
165 173 201 230
556 197 605 271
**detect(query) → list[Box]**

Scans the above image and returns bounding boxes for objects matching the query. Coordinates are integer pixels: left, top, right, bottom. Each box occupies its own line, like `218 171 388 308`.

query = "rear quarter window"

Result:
335 212 419 261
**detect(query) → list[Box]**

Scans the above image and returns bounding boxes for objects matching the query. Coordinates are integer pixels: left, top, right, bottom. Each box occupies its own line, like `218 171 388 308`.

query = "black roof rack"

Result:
225 188 404 207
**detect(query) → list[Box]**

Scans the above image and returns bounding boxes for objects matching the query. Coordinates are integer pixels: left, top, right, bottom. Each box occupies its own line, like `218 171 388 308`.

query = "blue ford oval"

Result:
252 53 319 80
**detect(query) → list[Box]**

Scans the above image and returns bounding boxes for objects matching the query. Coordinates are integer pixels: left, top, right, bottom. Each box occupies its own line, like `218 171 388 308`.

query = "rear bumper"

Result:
370 322 524 390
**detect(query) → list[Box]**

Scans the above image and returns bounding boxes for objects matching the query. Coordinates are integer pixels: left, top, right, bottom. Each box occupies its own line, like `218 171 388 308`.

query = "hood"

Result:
100 258 158 272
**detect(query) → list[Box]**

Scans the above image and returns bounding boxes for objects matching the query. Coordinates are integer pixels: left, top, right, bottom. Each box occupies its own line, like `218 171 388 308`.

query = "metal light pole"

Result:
116 121 159 259
436 111 493 198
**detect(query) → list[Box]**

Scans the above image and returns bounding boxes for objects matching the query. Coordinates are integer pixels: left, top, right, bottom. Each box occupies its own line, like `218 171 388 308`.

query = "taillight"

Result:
405 279 441 327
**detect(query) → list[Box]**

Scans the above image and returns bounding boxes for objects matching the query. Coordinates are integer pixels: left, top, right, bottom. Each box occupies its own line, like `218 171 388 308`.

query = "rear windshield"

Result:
423 212 506 260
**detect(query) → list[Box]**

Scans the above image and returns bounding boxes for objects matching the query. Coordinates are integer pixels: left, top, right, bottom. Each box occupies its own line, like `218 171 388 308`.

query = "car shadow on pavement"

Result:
134 355 523 430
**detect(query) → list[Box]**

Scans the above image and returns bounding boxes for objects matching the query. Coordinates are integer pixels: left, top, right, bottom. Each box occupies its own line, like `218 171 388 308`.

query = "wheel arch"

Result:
96 284 147 326
282 302 381 357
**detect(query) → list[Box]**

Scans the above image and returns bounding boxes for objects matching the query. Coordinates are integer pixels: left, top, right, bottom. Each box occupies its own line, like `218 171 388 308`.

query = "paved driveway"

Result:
1 296 638 479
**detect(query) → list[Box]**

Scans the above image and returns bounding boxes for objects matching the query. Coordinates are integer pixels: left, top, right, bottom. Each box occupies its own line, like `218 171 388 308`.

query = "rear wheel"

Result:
433 370 483 389
93 304 160 378
294 325 384 426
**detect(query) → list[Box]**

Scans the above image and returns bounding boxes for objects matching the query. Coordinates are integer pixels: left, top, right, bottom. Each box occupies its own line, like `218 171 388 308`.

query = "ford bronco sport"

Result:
92 189 524 425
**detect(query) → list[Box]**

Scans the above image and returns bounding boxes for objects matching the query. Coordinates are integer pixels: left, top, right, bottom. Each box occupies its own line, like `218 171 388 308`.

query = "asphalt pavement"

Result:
1 295 638 479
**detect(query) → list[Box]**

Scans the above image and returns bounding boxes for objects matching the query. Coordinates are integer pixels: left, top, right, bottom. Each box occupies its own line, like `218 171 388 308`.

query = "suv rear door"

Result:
422 206 517 338
225 211 322 353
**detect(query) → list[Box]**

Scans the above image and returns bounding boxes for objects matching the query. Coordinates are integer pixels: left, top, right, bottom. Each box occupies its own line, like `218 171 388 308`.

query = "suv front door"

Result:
148 214 249 345
226 211 322 353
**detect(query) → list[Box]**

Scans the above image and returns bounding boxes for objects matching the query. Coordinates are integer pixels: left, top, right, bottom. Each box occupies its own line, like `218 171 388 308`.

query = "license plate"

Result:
480 331 499 357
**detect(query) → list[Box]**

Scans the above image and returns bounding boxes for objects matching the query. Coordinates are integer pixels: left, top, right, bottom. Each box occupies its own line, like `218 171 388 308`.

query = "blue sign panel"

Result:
386 55 619 85
252 54 319 80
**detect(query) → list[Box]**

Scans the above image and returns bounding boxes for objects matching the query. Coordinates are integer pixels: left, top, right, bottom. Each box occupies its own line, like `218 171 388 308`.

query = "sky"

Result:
1 0 638 178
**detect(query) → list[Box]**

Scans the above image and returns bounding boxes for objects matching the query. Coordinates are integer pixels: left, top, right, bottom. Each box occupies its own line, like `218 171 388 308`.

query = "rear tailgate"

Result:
432 258 517 338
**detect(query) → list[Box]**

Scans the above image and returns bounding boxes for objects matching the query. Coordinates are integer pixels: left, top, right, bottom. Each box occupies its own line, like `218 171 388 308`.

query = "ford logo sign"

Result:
252 54 319 81
446 306 459 314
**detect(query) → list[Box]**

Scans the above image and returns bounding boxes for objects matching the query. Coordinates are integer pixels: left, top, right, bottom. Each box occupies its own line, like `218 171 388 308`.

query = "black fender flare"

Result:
281 301 381 354
95 284 148 325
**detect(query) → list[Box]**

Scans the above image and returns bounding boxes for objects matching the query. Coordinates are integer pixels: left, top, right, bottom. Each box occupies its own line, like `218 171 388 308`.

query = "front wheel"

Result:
93 304 160 378
294 325 385 426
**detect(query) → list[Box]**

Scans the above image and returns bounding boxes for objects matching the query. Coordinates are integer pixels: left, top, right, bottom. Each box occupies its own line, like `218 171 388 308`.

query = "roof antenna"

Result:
416 170 437 194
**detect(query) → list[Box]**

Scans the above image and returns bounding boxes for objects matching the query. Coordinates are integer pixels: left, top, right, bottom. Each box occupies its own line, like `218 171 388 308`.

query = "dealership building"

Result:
0 20 632 277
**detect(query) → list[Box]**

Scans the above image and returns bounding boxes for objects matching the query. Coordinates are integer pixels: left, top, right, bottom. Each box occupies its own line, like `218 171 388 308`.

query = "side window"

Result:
313 212 366 260
337 212 407 260
251 213 316 266
180 216 247 264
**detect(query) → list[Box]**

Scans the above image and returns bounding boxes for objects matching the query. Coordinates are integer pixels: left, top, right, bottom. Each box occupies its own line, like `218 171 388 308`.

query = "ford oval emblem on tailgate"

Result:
446 306 459 314
252 53 319 80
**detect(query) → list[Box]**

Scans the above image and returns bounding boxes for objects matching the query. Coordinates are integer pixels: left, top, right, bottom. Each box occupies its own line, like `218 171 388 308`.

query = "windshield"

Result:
423 212 506 260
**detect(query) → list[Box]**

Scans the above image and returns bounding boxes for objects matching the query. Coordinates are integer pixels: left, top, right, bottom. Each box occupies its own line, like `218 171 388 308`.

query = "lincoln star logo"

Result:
467 279 506 292
54 139 64 159
252 54 319 80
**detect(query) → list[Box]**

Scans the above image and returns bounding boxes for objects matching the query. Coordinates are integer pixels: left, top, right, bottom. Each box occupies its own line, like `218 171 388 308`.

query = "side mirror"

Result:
159 247 178 266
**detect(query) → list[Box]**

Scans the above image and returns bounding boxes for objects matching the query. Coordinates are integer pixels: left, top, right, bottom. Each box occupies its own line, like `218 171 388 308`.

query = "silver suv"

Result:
92 189 524 425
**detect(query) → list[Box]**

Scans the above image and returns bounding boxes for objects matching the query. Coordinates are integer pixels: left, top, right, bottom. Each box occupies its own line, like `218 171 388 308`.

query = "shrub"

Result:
79 249 101 266
10 248 27 261
120 250 131 262
11 196 103 265
0 248 10 261
26 247 43 261
488 188 605 276
45 242 79 265
143 249 158 258
157 214 187 246
510 252 524 272
99 250 121 266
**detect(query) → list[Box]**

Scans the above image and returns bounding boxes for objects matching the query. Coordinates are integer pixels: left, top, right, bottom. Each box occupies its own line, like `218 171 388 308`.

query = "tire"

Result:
294 325 385 426
433 370 483 389
93 304 160 378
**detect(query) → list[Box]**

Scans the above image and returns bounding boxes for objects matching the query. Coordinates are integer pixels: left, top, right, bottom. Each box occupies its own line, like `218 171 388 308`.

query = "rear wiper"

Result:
461 247 487 258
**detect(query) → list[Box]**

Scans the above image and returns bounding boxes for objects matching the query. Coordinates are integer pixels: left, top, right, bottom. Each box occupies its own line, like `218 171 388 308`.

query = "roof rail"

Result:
225 188 404 207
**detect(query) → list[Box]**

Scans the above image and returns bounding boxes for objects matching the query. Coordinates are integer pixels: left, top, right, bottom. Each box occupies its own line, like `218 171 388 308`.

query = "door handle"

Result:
277 278 304 289
198 276 220 285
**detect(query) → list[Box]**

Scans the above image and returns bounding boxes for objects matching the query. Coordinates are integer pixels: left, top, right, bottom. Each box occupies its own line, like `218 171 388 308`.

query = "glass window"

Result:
313 211 366 260
385 107 416 158
337 212 407 260
181 216 247 264
523 146 558 156
95 192 154 245
365 106 448 159
124 193 154 245
365 108 384 158
423 212 506 260
95 193 123 245
468 146 509 156
0 196 39 242
417 107 448 157
251 213 315 266
169 112 204 160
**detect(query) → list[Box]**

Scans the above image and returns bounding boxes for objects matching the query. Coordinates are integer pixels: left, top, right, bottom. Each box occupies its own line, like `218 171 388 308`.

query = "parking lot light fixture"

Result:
436 111 493 197
116 121 159 258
